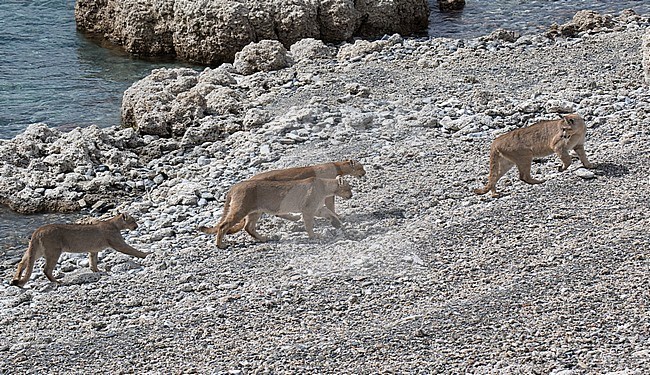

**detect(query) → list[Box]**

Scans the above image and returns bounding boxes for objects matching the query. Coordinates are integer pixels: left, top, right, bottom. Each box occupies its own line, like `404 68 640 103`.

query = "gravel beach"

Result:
1 10 650 374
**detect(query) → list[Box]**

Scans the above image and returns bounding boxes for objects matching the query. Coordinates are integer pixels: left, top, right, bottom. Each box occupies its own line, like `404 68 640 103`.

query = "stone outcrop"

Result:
0 124 142 213
74 0 430 65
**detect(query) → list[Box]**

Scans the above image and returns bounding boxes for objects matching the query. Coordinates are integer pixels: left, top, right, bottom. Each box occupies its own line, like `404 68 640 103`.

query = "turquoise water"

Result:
0 0 649 253
428 0 650 38
0 0 192 140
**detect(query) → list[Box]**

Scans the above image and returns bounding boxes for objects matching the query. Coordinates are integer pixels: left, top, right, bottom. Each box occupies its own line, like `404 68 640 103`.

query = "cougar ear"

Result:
336 175 344 185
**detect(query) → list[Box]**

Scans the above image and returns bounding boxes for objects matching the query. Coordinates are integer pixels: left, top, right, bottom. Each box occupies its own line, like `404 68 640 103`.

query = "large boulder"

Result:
75 0 176 57
121 66 255 137
233 40 292 75
75 0 430 65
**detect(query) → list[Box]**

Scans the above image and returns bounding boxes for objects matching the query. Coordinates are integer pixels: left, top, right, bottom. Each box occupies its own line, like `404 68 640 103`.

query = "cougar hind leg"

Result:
43 250 62 284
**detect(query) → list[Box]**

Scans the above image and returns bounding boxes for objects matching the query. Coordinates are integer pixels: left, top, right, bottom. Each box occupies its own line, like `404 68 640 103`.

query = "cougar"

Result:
475 113 594 197
199 176 353 249
11 213 148 287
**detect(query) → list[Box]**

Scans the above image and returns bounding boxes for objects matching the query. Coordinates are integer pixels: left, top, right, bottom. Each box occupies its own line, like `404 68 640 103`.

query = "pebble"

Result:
574 168 596 179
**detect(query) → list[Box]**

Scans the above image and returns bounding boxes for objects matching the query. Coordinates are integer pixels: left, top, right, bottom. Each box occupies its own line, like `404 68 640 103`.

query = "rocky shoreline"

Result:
2 9 650 373
74 0 429 64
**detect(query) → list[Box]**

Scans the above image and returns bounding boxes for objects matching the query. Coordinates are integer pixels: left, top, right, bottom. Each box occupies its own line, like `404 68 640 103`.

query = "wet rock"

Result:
437 0 465 12
484 28 520 43
75 0 429 65
549 10 614 37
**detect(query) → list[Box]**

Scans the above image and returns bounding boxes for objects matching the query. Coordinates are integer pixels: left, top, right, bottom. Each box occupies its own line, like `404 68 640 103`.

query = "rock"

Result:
205 87 243 115
545 99 576 113
484 28 520 43
66 272 103 285
75 0 429 65
437 0 465 12
121 68 200 137
337 39 388 60
574 168 596 179
233 40 292 76
572 10 614 31
290 38 335 62
165 181 202 206
355 0 429 37
549 10 614 37
198 67 237 87
0 123 138 213
75 0 176 57
173 0 255 64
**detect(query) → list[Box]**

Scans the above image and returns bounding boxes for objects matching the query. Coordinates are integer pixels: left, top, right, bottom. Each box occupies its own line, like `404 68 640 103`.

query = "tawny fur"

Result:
11 213 148 287
227 159 365 234
475 113 594 197
199 176 353 249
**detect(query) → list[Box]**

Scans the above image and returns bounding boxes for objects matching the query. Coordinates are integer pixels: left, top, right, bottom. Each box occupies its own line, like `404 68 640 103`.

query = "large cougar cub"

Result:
227 159 366 234
11 213 149 287
199 176 353 249
475 113 594 197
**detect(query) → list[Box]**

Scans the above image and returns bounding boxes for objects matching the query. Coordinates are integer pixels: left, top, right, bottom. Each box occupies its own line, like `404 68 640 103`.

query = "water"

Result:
1 0 649 254
0 0 194 140
428 0 650 38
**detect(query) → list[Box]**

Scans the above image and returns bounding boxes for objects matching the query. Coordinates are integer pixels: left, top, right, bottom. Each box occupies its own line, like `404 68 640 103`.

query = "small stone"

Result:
575 168 596 179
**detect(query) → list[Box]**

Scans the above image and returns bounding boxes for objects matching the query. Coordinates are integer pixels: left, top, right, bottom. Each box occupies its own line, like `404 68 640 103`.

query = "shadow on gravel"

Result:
340 209 408 240
594 162 629 178
346 209 406 222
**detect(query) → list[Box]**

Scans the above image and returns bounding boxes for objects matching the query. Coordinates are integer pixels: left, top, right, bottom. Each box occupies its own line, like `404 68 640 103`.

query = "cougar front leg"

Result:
302 213 318 239
554 149 573 172
108 238 149 258
88 252 100 272
316 206 342 229
573 144 594 169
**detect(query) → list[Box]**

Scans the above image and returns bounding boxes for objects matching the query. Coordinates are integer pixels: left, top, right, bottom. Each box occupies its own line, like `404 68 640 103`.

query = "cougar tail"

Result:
11 240 38 287
200 193 232 235
474 146 498 195
199 225 218 234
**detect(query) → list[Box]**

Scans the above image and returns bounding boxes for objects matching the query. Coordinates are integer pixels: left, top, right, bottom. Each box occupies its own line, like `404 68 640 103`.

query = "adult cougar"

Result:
199 176 353 249
11 213 148 287
475 113 594 197
228 159 365 234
